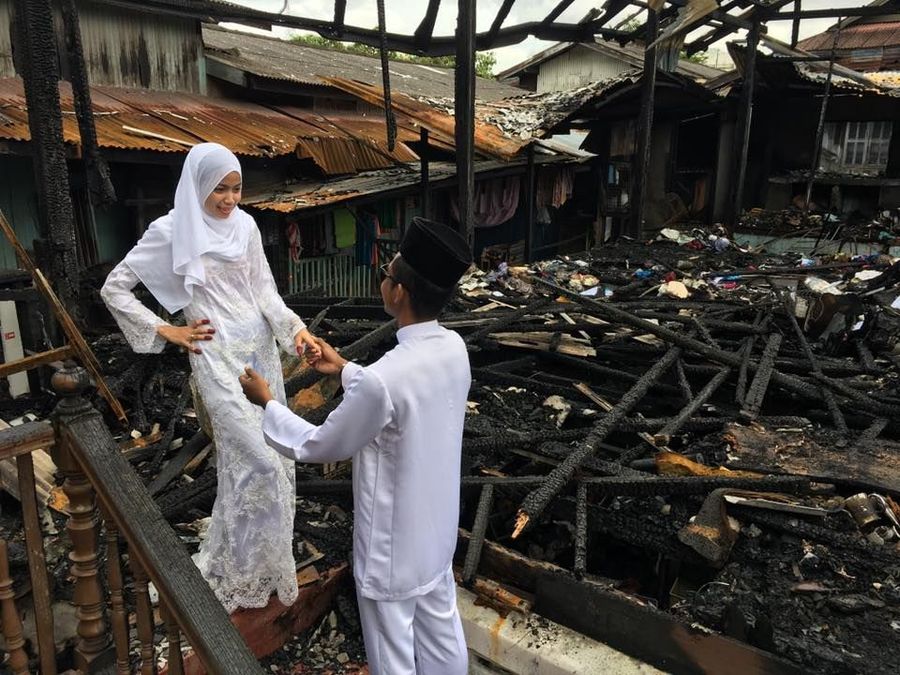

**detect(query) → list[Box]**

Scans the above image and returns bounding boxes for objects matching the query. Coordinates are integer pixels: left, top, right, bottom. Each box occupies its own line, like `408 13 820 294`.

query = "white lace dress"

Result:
100 226 302 613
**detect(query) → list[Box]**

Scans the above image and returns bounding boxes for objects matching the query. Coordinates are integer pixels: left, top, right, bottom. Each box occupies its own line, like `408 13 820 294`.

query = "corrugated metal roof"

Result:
202 24 525 102
243 157 581 213
0 77 424 173
798 21 900 52
322 77 530 160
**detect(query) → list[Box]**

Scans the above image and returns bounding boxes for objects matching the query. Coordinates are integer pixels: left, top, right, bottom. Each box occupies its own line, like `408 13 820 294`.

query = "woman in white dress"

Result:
101 143 317 612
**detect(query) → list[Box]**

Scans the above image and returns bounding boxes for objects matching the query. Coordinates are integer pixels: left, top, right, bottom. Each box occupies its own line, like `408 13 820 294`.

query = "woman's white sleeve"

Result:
100 262 170 354
248 227 306 354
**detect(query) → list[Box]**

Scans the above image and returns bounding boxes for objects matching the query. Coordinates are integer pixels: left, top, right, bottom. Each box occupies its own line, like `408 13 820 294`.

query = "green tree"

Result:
290 34 496 78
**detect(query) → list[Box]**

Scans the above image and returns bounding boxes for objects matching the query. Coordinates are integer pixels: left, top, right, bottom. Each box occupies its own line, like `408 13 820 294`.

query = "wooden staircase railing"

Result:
0 363 265 674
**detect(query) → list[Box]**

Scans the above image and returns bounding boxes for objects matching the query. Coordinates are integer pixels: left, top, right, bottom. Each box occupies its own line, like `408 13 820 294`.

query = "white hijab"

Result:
124 143 254 314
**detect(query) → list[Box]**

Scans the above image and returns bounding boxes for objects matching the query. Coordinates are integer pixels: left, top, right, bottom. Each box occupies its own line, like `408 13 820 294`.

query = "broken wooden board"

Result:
489 331 596 357
723 422 900 496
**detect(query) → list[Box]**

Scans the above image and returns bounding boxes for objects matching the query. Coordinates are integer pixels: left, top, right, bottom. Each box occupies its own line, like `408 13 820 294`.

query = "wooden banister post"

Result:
101 508 131 675
51 363 110 670
0 540 29 675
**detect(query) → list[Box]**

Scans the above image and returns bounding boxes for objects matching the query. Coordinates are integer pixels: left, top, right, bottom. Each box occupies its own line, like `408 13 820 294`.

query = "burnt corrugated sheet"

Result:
0 76 427 173
799 21 900 52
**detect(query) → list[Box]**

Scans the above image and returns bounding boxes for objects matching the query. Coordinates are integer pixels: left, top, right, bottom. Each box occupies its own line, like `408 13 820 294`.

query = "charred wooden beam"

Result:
727 18 760 229
414 0 442 48
147 430 211 497
488 0 516 42
852 418 889 452
573 481 588 577
513 346 681 538
420 128 430 219
804 21 840 214
533 277 827 406
783 299 847 433
655 367 731 445
333 0 347 36
739 332 782 420
543 0 575 24
455 0 476 246
525 144 536 261
628 8 659 238
462 484 494 585
60 0 115 206
12 0 80 306
675 359 693 403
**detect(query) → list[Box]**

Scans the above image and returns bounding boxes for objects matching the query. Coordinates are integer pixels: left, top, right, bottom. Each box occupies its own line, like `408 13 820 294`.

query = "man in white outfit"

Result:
240 217 473 674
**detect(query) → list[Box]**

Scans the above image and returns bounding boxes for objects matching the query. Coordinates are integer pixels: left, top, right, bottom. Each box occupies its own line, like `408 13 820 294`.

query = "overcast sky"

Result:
224 0 866 73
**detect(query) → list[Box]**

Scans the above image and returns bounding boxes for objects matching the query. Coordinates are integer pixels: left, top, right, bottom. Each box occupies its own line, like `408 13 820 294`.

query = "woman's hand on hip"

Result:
157 319 215 354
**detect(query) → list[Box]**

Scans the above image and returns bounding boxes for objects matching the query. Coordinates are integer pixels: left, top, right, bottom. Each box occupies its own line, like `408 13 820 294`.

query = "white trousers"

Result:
357 569 468 675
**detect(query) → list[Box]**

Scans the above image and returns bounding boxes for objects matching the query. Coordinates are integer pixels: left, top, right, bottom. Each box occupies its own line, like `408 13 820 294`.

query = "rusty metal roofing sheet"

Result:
322 77 529 161
0 77 430 173
243 156 579 213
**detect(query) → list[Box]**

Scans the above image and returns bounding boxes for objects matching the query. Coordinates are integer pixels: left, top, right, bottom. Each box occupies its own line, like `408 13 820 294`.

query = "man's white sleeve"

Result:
262 363 392 463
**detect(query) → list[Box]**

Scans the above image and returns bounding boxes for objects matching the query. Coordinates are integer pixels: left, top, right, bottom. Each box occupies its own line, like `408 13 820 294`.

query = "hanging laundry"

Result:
451 176 521 227
536 167 574 209
334 208 358 249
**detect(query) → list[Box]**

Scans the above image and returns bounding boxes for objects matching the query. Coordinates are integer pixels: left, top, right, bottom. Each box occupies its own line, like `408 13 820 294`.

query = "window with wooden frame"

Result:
821 121 893 172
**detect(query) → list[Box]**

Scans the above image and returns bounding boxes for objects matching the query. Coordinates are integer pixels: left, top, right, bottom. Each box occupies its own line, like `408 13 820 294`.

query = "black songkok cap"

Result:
399 217 473 289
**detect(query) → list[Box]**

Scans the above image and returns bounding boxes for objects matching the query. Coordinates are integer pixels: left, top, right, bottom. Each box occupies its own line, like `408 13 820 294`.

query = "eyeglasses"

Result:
379 263 397 283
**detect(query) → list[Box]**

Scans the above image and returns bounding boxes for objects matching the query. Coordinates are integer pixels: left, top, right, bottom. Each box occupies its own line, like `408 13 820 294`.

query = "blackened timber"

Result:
414 0 442 48
675 359 693 402
543 0 576 24
809 372 900 417
461 416 812 454
655 367 731 445
739 332 782 420
573 481 587 577
512 345 681 538
804 22 840 213
455 0 476 246
284 319 397 397
464 298 551 344
727 19 760 229
333 0 347 36
462 484 494 585
852 418 889 452
147 430 211 497
734 311 768 406
628 8 658 238
784 298 847 433
12 0 80 305
60 0 115 206
791 0 801 47
420 128 430 219
488 0 516 41
525 144 536 261
532 277 826 406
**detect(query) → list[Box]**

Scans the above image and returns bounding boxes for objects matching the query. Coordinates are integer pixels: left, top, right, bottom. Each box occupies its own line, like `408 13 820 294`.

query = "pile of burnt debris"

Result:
3 236 900 673
277 237 900 674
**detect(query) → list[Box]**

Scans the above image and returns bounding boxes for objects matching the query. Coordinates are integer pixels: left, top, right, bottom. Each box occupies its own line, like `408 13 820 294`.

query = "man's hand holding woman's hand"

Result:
294 328 322 358
305 338 348 375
